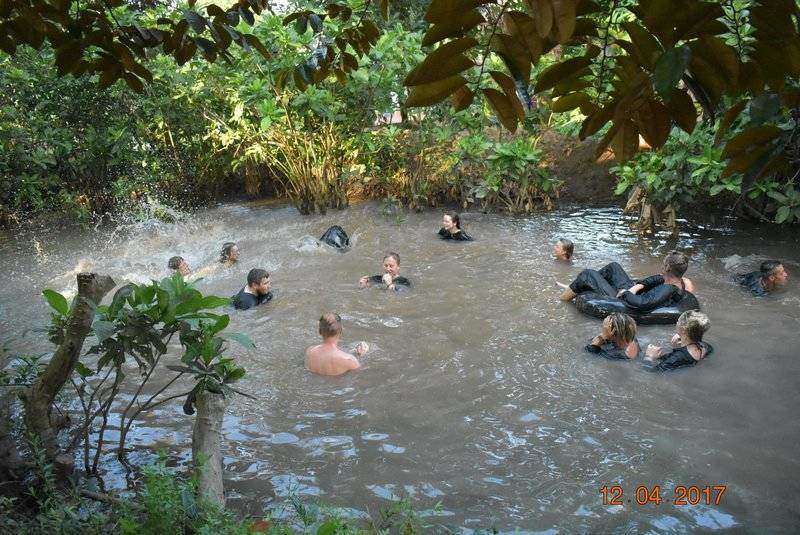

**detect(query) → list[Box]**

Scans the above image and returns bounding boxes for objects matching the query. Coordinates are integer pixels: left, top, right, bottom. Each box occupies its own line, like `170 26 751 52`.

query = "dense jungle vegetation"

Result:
1 0 798 231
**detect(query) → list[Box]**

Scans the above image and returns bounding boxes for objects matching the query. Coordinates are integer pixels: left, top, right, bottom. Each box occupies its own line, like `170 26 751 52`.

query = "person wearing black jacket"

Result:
232 268 273 310
358 252 410 291
585 312 641 360
736 259 789 296
645 310 712 371
559 251 694 312
438 212 473 241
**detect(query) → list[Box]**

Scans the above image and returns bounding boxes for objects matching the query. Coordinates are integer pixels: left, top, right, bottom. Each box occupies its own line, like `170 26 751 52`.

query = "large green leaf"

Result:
652 45 690 100
221 332 256 350
42 289 70 316
92 319 116 342
199 295 232 310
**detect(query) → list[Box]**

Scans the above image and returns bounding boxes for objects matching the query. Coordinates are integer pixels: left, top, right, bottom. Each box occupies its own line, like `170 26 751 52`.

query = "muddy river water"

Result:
1 202 799 532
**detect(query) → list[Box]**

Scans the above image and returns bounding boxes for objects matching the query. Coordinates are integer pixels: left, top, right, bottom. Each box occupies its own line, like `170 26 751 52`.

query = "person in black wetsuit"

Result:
168 255 190 277
558 251 694 312
736 259 789 296
232 268 273 310
438 212 473 241
645 310 711 371
554 238 574 262
358 252 410 291
585 312 640 360
220 242 239 265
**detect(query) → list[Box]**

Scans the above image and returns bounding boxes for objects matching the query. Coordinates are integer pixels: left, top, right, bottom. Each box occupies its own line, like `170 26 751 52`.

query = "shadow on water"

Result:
1 201 799 531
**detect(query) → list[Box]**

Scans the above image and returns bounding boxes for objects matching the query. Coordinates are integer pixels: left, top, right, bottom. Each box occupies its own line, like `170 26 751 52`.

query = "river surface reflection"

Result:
1 202 799 532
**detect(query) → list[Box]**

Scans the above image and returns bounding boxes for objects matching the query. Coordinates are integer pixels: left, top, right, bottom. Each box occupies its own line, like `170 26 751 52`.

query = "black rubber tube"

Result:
574 291 701 325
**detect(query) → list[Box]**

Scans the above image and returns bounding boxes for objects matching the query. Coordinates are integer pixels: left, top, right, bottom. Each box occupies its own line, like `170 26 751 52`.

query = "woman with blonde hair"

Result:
585 312 640 360
645 310 712 371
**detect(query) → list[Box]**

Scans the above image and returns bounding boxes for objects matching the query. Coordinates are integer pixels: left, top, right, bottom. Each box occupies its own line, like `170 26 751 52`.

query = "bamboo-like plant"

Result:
263 122 355 214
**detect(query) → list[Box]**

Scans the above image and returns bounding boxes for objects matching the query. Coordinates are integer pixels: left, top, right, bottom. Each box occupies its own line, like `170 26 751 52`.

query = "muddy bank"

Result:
539 129 619 205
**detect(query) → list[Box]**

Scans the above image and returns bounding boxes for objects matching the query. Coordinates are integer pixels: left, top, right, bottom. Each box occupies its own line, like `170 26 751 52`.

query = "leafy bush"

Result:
457 134 560 213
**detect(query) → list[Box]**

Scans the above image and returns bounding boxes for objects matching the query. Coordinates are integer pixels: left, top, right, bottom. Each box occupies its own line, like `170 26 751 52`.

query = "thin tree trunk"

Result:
23 273 115 462
192 390 227 507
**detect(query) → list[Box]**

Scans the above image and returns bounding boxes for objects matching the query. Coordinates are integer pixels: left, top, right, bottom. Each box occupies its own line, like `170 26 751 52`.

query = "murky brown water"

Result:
2 202 799 532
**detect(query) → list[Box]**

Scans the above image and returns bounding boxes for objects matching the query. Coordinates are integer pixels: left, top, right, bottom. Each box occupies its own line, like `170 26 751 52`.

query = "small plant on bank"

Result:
460 135 559 214
31 274 254 474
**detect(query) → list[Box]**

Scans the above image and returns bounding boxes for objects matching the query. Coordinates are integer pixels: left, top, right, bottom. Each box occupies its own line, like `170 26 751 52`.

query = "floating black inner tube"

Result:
574 291 700 325
319 225 350 251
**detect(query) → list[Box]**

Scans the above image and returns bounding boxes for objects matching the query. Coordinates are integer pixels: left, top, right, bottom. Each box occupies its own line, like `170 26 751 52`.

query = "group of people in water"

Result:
166 212 790 376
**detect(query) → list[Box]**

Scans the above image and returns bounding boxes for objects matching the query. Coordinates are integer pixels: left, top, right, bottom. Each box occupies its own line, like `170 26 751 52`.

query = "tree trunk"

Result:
192 390 227 507
23 273 115 461
0 348 23 483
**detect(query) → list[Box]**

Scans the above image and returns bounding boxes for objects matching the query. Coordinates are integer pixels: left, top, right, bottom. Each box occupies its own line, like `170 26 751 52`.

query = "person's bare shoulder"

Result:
334 348 360 370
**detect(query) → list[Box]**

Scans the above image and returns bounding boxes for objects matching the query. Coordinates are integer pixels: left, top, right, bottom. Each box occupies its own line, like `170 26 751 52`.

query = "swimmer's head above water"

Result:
168 255 190 276
319 312 343 340
220 242 239 264
382 252 401 277
443 212 461 232
247 268 271 295
663 251 689 277
601 312 637 347
676 310 710 344
760 260 788 291
554 238 574 262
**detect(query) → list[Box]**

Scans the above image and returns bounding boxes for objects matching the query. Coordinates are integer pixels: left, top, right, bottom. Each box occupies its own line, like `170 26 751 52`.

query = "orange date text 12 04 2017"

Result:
599 485 727 506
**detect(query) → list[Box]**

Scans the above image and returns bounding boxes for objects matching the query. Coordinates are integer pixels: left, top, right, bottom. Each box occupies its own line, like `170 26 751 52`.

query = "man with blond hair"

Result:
305 313 369 376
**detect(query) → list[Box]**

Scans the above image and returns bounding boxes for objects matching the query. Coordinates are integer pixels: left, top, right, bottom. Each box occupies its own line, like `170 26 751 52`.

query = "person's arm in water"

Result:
683 278 695 293
619 284 676 311
337 342 369 371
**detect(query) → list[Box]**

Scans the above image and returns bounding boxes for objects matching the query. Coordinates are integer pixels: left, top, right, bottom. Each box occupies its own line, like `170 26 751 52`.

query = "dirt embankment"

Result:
538 129 620 205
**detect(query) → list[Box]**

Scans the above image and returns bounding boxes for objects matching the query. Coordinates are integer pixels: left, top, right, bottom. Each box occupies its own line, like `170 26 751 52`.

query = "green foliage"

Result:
768 184 800 224
88 274 249 409
120 458 248 535
37 275 252 470
457 134 560 213
612 124 740 208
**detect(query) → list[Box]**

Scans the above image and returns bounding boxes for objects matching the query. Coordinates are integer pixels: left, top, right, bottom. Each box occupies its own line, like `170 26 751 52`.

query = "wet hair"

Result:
383 252 400 265
663 251 689 278
319 312 342 338
677 310 710 342
444 211 461 229
168 256 184 270
603 313 637 345
760 260 783 278
220 242 237 263
247 268 269 287
557 238 574 259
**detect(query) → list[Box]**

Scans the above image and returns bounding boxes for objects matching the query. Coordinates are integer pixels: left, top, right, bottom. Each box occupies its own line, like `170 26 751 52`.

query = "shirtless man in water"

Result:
305 312 369 376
